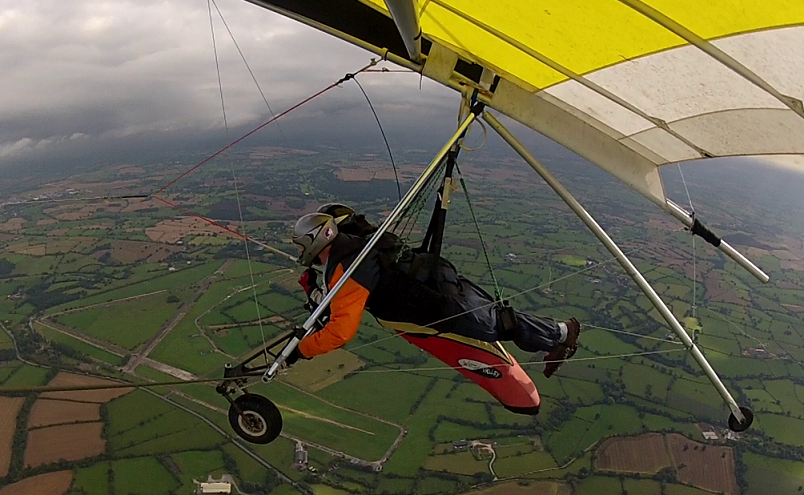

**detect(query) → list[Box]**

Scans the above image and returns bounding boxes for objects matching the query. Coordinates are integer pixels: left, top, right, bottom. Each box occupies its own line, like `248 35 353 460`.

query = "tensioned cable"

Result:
8 251 689 395
455 163 503 301
209 0 288 148
347 248 645 352
0 194 150 209
150 62 379 251
580 323 683 345
352 76 401 202
0 348 687 395
206 0 271 366
0 377 224 394
208 0 228 133
355 348 686 374
677 163 698 320
154 60 377 195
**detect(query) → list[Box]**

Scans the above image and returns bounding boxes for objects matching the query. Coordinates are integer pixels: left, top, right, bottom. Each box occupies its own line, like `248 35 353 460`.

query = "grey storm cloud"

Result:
0 0 459 162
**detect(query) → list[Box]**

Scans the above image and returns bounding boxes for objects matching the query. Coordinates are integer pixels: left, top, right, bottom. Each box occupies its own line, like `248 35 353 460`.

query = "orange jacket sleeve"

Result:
298 263 369 358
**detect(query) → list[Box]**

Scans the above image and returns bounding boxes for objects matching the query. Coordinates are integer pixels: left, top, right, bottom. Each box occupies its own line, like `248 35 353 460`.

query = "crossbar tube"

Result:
664 199 769 283
263 109 481 379
484 112 747 425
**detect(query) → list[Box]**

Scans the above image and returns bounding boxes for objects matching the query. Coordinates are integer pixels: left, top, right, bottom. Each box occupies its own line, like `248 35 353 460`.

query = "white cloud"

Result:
754 155 804 174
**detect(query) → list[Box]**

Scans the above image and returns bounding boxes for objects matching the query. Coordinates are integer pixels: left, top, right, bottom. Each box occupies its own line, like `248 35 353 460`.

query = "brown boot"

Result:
543 318 580 378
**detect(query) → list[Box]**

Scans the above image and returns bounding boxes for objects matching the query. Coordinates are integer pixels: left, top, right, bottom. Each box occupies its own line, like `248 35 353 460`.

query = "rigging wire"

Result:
150 61 379 253
352 76 402 202
347 247 645 352
579 323 683 345
4 247 698 395
356 348 687 374
454 163 503 302
209 0 288 147
0 347 688 395
207 0 271 365
677 163 698 321
154 60 377 195
208 0 228 133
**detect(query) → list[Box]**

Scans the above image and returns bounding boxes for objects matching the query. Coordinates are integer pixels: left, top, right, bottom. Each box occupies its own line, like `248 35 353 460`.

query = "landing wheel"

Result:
228 394 282 444
728 406 754 432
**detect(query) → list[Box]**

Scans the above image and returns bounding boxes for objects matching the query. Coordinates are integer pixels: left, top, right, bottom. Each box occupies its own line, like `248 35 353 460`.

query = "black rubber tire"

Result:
228 394 283 444
728 406 754 432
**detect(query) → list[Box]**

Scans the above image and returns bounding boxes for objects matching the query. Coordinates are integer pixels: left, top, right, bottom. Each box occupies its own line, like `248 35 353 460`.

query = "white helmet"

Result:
292 213 339 267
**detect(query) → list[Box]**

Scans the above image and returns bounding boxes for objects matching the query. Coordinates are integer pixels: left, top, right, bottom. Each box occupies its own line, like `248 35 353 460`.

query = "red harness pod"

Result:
399 331 540 415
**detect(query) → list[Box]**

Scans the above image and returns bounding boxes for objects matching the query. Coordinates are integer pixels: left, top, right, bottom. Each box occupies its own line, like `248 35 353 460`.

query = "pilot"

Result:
287 205 580 378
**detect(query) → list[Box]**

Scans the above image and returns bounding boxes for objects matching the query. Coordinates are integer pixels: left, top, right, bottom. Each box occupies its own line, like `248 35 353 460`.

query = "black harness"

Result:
326 233 459 334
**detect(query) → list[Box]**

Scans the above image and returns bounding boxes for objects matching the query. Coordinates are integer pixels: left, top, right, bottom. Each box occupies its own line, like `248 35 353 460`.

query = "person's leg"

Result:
507 312 581 378
507 312 565 352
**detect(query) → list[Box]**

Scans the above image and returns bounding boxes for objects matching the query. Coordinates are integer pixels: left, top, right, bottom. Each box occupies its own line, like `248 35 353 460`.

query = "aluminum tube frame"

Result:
384 0 423 62
263 110 480 380
664 199 769 283
484 112 746 424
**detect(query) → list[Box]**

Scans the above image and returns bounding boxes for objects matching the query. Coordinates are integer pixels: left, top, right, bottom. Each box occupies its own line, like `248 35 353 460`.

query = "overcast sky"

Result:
0 0 465 167
2 0 803 180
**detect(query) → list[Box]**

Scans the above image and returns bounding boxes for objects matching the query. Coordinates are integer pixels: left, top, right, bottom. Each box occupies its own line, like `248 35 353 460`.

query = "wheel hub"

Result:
238 411 267 436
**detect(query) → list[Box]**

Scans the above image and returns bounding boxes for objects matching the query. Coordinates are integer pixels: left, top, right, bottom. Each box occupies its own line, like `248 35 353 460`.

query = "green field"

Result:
755 414 804 447
112 457 180 495
1 147 804 495
493 450 557 478
46 261 224 313
108 390 224 456
3 364 52 387
423 451 488 476
71 461 111 495
169 450 226 489
574 476 623 495
54 290 189 350
744 452 804 495
622 478 662 495
35 322 125 366
317 370 434 423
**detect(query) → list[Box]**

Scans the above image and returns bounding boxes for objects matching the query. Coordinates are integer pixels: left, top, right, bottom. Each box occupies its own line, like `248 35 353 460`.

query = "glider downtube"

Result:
265 107 483 379
484 112 751 429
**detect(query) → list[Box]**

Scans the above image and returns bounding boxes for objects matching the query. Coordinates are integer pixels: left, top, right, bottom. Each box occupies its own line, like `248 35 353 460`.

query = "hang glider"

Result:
205 0 804 442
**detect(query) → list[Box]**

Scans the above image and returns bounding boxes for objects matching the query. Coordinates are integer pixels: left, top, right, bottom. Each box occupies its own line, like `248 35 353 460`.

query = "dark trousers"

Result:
449 277 562 353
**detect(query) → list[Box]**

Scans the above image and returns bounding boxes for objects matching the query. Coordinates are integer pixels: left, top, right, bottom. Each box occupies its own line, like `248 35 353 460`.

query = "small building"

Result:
702 431 718 441
198 482 231 494
292 441 308 470
453 440 470 451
